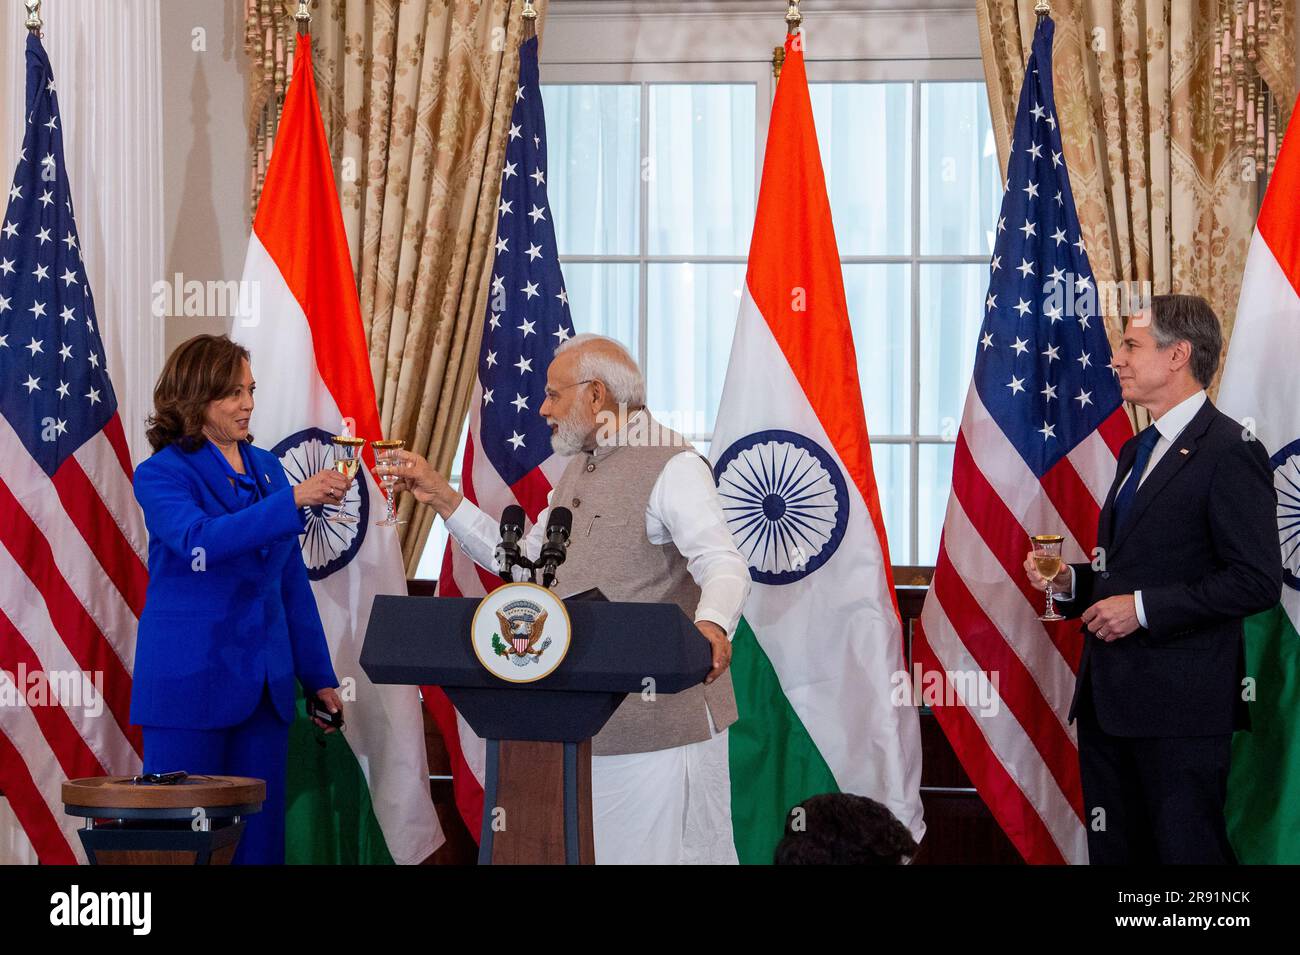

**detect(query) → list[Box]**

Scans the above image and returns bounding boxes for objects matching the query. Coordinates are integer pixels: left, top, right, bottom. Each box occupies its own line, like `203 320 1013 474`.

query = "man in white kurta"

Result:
386 334 750 864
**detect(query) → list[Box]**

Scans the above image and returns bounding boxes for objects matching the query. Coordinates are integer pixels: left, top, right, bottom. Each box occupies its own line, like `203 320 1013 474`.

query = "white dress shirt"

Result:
444 451 752 637
1060 389 1207 627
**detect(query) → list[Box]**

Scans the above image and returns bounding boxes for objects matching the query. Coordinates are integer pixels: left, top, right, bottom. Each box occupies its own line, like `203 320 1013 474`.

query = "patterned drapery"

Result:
245 0 545 572
977 0 1295 399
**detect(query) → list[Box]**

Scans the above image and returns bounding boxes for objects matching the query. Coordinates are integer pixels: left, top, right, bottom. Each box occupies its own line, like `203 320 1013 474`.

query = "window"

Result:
810 79 1001 564
415 8 997 576
546 81 757 455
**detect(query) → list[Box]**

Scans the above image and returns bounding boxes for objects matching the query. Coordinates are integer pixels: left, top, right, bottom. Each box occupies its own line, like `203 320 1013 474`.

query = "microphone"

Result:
538 507 573 590
495 504 527 582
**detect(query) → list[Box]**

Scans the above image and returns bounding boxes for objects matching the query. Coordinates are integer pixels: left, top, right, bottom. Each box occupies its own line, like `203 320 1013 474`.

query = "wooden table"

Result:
62 775 265 865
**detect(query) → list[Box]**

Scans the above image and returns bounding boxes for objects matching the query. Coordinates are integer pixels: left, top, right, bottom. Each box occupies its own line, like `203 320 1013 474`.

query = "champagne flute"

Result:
372 438 407 527
1031 534 1066 622
327 435 366 524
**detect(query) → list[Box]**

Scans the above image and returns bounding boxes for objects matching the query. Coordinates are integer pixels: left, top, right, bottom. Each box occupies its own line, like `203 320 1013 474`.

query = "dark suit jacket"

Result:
1059 398 1281 738
130 442 338 730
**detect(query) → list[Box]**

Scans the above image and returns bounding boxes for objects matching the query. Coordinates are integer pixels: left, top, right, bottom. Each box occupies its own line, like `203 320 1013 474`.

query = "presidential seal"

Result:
471 582 572 683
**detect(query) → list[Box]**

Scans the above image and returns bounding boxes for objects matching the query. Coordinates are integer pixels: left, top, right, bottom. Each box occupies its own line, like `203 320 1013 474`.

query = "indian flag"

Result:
1215 95 1300 865
233 32 442 864
710 31 924 864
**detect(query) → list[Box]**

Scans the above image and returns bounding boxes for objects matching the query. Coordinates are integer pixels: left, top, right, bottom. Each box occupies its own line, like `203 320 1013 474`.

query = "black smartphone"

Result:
131 771 188 785
306 695 344 730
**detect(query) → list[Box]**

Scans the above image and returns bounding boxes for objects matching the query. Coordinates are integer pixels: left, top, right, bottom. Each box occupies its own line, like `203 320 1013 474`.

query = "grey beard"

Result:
550 419 587 456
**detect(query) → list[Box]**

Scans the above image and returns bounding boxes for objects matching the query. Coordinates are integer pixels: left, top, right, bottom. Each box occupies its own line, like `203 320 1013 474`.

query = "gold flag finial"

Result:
523 0 538 20
294 1 311 27
25 0 42 34
1035 0 1051 15
786 0 802 35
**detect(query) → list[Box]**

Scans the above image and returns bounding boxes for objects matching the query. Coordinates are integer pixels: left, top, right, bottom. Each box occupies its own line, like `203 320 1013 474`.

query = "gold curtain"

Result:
977 0 1295 400
246 0 545 574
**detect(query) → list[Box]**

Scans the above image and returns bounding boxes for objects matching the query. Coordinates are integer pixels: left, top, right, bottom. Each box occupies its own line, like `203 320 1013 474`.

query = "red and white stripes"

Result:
428 377 564 838
0 411 145 863
917 389 1130 864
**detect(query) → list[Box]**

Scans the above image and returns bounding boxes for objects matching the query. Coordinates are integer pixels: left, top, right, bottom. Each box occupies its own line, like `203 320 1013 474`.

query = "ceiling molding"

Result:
547 0 973 17
541 1 981 65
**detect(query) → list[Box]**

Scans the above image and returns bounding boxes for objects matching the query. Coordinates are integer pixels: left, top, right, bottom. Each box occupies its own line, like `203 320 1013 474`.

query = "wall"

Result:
159 0 251 357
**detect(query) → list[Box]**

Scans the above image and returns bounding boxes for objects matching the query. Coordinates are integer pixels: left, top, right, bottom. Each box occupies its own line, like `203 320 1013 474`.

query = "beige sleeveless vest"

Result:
549 413 739 756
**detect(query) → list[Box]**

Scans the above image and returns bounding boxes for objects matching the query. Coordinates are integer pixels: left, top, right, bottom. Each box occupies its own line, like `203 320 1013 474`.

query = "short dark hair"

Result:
145 334 251 453
773 793 918 865
1144 294 1223 388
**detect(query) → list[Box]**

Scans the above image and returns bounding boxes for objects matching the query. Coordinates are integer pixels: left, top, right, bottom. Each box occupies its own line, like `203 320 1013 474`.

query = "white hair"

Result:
554 333 646 406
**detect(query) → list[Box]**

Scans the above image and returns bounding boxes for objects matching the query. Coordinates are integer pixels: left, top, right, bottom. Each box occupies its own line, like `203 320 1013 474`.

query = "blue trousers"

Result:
141 686 291 865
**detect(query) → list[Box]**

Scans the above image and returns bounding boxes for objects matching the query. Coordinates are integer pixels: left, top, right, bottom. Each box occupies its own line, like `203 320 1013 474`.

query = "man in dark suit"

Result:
1025 294 1281 864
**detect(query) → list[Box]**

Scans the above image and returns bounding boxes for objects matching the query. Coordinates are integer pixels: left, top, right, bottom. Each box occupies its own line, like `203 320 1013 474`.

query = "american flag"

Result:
428 34 574 837
915 16 1132 864
0 34 145 862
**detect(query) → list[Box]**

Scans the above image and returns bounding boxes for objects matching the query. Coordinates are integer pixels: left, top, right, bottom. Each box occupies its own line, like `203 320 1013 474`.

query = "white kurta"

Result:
444 446 749 865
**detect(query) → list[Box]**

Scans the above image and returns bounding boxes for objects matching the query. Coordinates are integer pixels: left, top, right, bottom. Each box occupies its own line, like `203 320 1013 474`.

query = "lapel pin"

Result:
1179 448 1189 455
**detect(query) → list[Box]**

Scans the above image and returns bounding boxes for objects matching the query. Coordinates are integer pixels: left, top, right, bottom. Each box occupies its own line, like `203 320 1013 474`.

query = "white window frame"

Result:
536 1 988 567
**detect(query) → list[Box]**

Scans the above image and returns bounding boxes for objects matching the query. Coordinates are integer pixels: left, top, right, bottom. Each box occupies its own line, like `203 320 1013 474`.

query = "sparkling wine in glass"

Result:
372 438 407 527
1031 534 1066 621
327 435 366 524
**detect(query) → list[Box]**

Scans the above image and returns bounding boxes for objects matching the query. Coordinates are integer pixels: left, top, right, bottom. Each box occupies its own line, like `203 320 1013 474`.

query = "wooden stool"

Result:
62 775 265 865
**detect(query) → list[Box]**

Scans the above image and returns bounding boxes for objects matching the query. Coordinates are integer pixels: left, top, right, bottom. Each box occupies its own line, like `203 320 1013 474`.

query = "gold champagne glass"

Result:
372 438 407 527
327 435 366 524
1031 534 1066 622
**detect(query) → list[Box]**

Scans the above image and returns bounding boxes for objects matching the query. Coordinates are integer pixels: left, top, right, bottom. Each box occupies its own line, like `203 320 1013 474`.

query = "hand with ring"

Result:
294 468 352 508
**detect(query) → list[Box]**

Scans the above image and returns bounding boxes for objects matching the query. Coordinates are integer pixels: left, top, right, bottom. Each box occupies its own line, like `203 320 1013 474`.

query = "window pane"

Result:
843 264 910 436
809 83 912 255
415 421 469 580
870 443 910 565
542 84 640 255
415 519 447 580
918 442 955 566
919 263 985 435
561 262 639 358
647 84 755 255
646 263 743 437
919 82 1002 255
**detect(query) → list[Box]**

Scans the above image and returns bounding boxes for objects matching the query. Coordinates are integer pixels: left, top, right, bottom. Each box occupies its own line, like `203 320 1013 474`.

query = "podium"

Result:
361 594 710 864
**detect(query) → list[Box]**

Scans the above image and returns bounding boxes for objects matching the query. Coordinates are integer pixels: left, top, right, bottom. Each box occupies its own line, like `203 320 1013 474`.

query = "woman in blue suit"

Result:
133 334 349 865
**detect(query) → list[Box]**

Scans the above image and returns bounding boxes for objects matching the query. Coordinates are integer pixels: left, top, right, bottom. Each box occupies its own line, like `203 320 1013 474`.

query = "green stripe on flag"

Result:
729 617 840 864
285 684 395 865
1227 603 1300 864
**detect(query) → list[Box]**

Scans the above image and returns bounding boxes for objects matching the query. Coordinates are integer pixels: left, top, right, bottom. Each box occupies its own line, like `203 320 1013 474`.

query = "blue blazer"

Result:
131 441 338 729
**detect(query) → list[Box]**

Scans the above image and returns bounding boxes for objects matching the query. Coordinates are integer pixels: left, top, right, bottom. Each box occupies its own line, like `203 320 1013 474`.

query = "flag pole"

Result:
24 0 41 35
522 0 538 40
294 0 311 32
785 0 802 35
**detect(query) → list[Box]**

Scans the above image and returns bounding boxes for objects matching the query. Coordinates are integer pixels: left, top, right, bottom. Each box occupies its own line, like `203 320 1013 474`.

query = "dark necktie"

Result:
1111 424 1160 530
